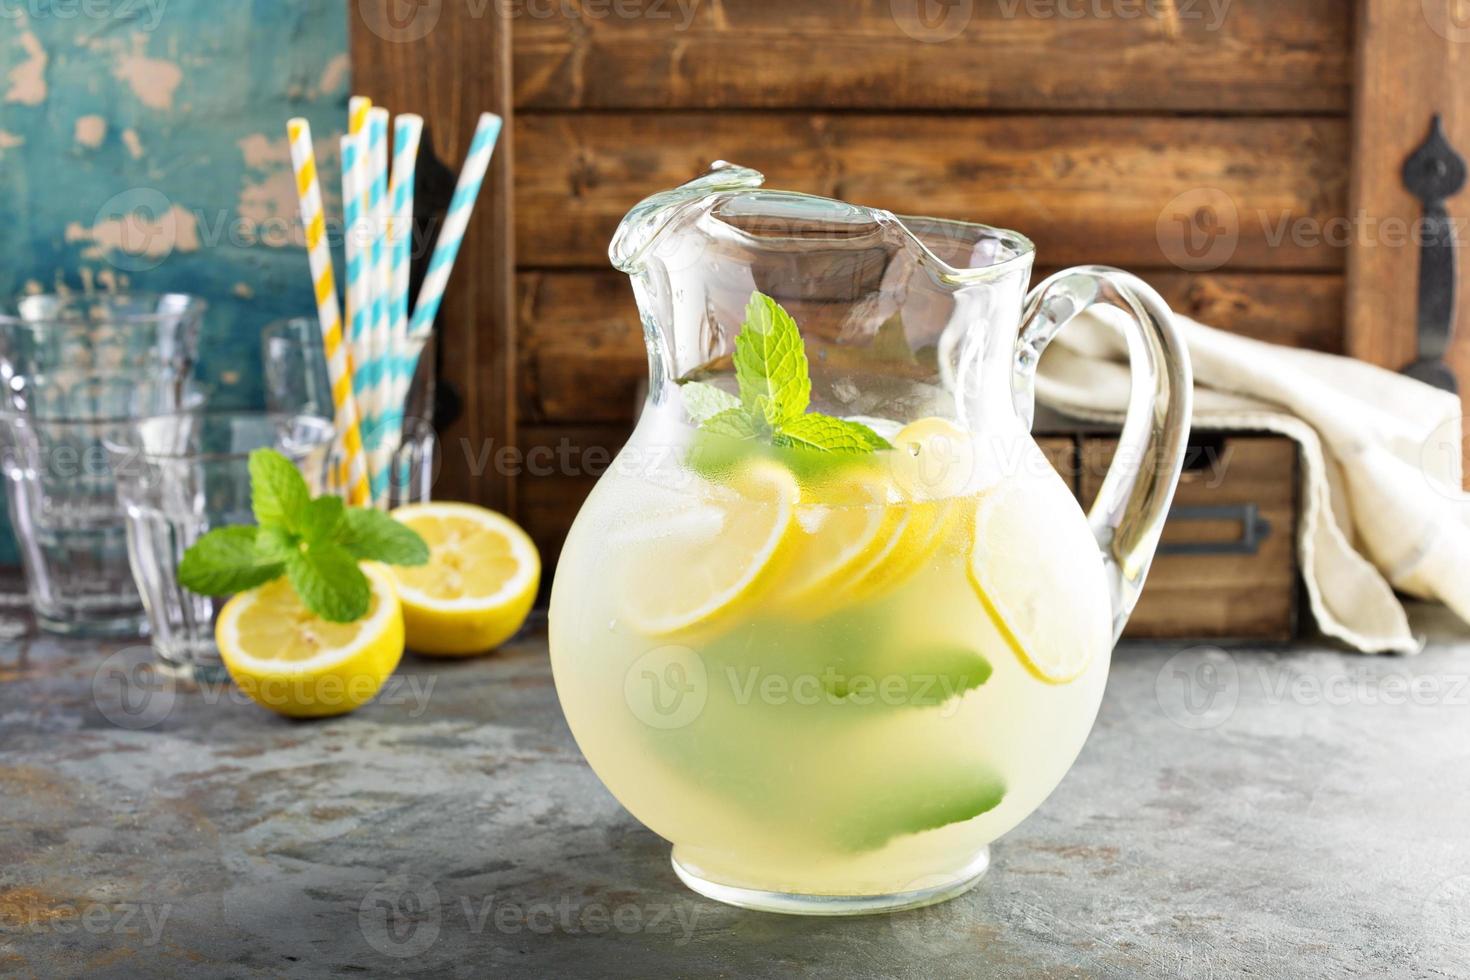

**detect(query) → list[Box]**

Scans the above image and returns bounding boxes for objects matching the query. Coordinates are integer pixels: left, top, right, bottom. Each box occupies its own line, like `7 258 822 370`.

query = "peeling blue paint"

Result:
0 1 348 562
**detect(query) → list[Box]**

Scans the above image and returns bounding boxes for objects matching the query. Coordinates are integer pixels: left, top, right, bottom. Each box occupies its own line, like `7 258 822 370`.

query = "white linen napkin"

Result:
1036 308 1470 654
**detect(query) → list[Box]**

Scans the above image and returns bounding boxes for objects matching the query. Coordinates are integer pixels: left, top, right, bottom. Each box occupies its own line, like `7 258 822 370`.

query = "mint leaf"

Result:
178 526 286 596
701 407 760 440
733 292 810 426
249 448 310 532
775 413 893 453
680 381 742 424
340 508 430 566
834 767 1006 852
299 495 345 544
286 542 370 623
255 526 299 563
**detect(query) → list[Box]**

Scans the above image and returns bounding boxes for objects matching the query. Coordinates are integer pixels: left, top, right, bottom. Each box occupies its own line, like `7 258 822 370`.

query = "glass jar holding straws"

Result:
261 315 436 508
0 293 205 636
285 103 500 511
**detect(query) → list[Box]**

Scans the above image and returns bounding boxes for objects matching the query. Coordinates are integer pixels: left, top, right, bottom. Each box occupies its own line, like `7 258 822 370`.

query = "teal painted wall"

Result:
0 1 349 561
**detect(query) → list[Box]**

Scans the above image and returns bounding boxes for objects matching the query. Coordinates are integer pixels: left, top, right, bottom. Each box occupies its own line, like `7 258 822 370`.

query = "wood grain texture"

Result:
514 113 1350 270
350 2 518 511
1346 0 1469 481
516 269 1344 424
1082 435 1299 640
513 0 1351 113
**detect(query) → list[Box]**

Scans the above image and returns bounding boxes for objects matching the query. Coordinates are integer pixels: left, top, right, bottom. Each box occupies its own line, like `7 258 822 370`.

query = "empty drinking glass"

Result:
0 293 204 635
262 317 336 421
107 411 337 679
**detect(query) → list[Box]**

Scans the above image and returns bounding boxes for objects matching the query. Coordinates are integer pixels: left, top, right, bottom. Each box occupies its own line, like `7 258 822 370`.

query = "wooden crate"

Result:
1080 435 1299 641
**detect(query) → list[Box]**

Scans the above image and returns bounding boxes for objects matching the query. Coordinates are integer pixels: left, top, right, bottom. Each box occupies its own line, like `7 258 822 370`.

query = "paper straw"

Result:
364 107 392 470
287 117 371 506
346 96 372 370
339 132 369 411
407 112 502 341
373 113 423 504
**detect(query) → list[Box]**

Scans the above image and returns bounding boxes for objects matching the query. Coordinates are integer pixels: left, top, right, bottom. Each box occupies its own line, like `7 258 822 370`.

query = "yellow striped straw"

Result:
287 117 372 506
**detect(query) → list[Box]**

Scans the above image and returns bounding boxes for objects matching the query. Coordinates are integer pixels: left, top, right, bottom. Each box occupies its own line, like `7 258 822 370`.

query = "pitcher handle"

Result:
1013 266 1194 639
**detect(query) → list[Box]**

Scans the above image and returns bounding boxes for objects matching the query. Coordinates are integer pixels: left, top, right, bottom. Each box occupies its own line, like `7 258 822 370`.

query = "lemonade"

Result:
557 166 1192 912
549 411 1114 902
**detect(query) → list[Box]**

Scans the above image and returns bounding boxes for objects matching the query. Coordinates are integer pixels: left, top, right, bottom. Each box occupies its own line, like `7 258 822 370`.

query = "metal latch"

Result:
1158 503 1272 557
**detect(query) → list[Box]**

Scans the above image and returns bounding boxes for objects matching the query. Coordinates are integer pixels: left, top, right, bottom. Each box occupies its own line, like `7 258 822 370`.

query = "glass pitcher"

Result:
549 164 1192 914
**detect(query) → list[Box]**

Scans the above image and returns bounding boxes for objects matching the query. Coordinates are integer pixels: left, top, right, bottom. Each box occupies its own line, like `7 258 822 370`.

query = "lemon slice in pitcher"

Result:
215 563 405 718
967 474 1112 684
780 467 894 606
621 460 800 636
388 503 541 655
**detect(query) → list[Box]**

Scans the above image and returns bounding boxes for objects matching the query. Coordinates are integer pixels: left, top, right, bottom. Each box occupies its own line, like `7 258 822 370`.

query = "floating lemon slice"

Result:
888 417 977 501
780 467 895 606
621 460 800 636
215 563 405 718
842 498 955 606
967 473 1112 684
389 503 541 656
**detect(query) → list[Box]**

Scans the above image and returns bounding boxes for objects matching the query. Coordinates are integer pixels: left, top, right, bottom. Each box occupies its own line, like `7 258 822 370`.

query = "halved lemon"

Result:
620 460 800 636
215 563 405 718
779 467 895 607
388 503 541 656
967 473 1112 684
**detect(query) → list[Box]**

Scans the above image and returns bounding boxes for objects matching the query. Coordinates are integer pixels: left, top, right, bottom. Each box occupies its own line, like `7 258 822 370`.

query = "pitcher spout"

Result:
608 162 766 274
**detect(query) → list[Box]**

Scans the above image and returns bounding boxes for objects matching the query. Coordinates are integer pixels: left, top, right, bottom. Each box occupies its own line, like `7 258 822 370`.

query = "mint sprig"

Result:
178 448 429 623
680 292 893 454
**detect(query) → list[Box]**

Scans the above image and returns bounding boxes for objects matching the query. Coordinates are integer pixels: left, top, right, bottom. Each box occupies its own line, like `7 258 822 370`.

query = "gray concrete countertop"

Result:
2 606 1469 979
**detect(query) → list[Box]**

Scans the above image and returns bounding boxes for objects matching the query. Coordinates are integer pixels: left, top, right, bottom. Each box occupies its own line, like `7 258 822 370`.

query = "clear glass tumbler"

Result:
0 293 205 636
262 317 336 421
107 412 337 679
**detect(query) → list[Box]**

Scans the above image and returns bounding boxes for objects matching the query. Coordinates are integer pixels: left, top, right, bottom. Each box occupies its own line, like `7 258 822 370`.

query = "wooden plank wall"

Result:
508 1 1356 565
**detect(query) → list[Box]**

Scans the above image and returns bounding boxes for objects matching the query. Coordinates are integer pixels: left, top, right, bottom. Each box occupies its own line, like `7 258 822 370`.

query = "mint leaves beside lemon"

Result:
179 448 429 623
681 292 893 454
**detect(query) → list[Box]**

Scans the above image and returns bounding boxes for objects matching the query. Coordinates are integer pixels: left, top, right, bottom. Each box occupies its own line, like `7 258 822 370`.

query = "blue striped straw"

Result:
407 112 502 341
364 108 391 463
339 132 368 409
345 96 372 370
373 113 423 504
